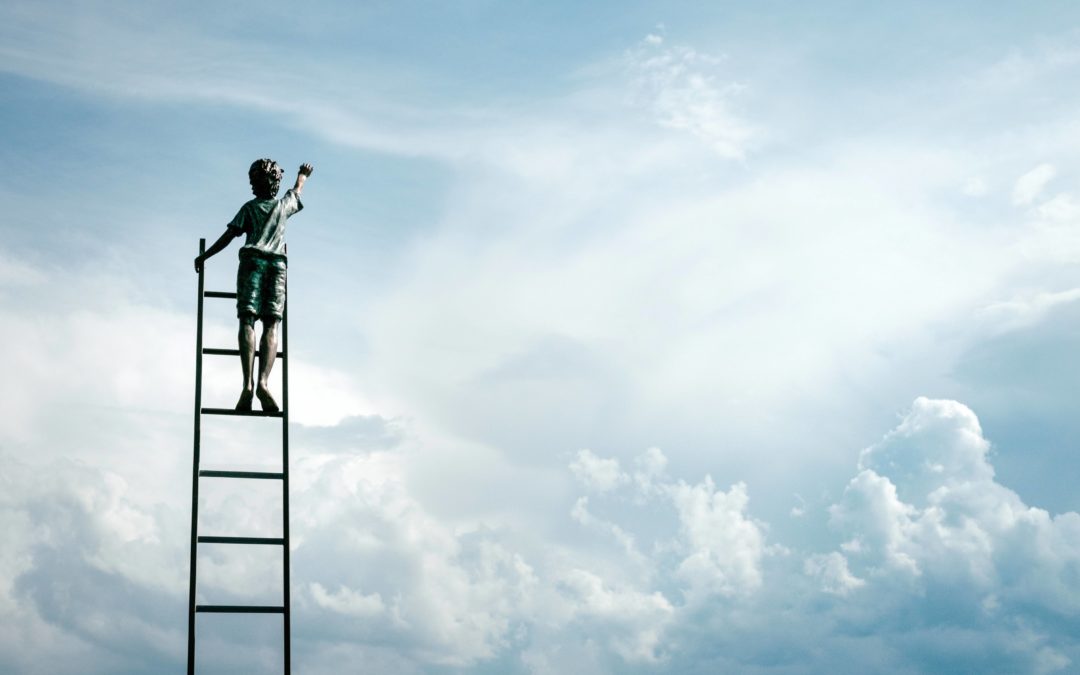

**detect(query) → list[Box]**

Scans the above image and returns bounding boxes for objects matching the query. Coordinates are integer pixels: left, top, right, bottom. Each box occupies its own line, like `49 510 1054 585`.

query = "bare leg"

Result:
255 318 279 412
236 316 257 410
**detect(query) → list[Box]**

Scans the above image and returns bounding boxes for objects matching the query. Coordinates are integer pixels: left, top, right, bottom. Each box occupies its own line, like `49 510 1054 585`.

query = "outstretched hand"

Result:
299 163 314 177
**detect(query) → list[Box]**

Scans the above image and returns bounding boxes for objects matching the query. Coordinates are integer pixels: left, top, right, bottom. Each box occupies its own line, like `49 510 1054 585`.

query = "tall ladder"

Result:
187 238 292 674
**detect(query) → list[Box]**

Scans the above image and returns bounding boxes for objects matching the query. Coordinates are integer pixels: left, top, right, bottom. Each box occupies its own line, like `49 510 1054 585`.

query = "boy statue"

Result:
194 159 314 412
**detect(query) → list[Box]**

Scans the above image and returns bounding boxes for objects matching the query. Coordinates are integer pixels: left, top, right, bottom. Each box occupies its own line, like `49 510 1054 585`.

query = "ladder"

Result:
187 238 292 674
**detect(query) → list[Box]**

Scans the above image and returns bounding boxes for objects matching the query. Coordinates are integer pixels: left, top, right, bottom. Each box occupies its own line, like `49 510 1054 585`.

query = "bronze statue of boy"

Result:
195 159 313 412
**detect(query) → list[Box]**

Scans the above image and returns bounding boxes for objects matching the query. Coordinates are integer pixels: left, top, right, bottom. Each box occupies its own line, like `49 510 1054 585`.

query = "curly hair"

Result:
248 158 284 199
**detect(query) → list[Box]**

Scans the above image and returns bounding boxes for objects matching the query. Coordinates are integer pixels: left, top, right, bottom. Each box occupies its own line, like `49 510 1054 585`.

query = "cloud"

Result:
570 497 642 563
549 404 1080 673
557 568 673 662
0 455 187 674
962 176 988 197
670 478 765 599
977 288 1080 334
569 449 626 493
568 447 770 607
1013 163 1057 205
980 42 1080 89
625 36 758 158
8 291 1080 675
291 450 539 667
310 582 386 618
817 397 1080 670
803 552 865 596
1036 193 1080 222
858 397 995 500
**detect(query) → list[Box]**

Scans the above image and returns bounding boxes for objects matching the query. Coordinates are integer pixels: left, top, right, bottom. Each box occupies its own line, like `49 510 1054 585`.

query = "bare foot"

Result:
256 384 279 412
235 389 254 411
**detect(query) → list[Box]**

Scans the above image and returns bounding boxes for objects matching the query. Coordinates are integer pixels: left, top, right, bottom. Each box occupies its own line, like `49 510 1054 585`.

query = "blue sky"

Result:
4 1 1080 673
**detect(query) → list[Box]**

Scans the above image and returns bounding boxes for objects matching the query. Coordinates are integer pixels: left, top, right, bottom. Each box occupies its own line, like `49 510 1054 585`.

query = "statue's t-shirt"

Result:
227 188 303 258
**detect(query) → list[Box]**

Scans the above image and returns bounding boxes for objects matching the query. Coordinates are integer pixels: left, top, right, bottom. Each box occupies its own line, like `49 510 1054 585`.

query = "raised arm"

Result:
194 227 240 273
293 163 314 196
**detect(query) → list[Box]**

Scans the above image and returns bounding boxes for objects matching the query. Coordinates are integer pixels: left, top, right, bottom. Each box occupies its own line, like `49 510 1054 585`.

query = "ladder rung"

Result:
201 407 284 418
198 536 284 545
203 348 285 358
204 291 237 299
200 470 285 480
196 605 285 614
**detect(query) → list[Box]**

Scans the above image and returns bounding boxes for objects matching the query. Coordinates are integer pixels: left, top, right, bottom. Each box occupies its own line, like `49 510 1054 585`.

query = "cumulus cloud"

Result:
569 449 627 493
292 451 539 667
570 497 642 563
8 290 1080 675
291 444 774 669
557 568 673 662
816 397 1080 671
803 552 865 596
670 478 765 599
571 447 769 603
549 401 1080 672
0 455 187 674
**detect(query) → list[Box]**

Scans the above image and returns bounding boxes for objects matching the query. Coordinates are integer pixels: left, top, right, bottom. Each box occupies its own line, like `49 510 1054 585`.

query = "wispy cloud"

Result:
1013 163 1057 206
624 36 759 158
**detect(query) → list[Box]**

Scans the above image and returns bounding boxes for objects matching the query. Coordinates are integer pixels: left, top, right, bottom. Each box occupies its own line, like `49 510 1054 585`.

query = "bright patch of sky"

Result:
4 1 1080 673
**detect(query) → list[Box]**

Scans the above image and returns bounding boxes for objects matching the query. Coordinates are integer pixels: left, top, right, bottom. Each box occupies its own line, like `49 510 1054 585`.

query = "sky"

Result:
3 1 1080 673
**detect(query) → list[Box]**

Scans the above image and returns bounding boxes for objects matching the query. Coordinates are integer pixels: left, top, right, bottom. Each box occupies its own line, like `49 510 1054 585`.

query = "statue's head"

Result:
248 158 284 199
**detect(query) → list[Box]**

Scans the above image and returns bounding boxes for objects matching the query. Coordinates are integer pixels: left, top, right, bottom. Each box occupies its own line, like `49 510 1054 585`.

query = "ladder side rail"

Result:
187 238 207 675
282 265 292 674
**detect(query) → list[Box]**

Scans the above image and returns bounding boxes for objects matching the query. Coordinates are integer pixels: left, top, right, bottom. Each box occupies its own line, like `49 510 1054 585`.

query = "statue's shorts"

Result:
236 249 287 320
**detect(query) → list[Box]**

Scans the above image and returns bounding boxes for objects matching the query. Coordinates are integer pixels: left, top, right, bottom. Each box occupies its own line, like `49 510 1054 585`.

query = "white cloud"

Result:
569 449 626 493
7 283 1080 675
363 133 1019 488
289 360 380 426
979 42 1080 89
857 397 995 500
670 478 765 599
804 552 865 596
570 497 642 563
310 582 386 617
1013 163 1056 205
1036 192 1080 221
293 451 540 666
828 397 1080 624
0 455 187 674
962 176 988 196
0 252 46 287
977 287 1080 333
632 446 668 497
557 568 673 662
625 37 758 158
